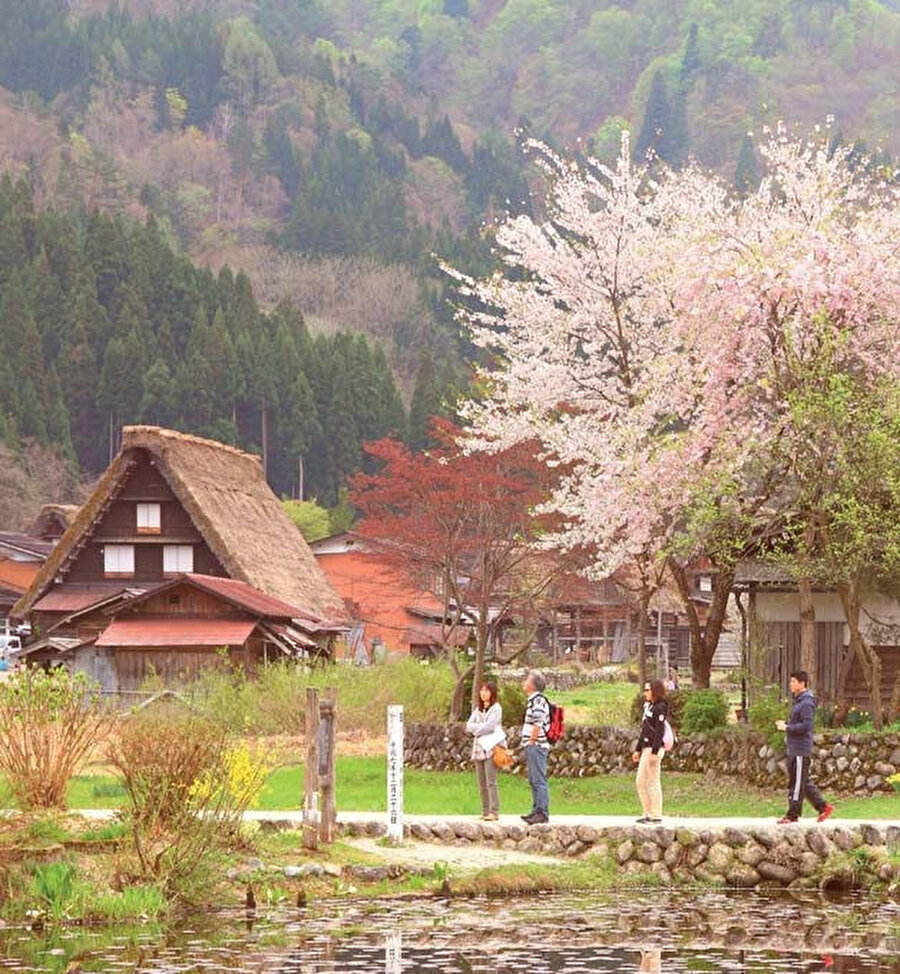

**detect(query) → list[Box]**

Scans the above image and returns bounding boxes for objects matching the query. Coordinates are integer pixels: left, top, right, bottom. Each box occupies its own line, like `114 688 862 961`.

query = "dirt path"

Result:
346 835 565 870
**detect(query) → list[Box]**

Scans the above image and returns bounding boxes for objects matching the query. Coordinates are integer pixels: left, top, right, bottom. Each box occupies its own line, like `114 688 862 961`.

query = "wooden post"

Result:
302 687 320 850
318 687 337 843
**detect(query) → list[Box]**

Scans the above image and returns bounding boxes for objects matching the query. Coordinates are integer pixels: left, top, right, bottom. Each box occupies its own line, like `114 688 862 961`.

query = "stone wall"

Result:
339 818 900 895
406 723 900 795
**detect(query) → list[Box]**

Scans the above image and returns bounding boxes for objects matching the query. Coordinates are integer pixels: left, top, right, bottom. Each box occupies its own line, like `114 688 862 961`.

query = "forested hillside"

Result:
1 0 898 521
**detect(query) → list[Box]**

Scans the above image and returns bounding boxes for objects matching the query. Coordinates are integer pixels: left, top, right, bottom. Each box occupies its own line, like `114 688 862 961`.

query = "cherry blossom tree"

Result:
453 124 900 692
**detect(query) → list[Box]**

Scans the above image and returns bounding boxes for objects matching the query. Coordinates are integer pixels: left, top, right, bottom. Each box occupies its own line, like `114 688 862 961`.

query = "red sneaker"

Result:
817 803 834 822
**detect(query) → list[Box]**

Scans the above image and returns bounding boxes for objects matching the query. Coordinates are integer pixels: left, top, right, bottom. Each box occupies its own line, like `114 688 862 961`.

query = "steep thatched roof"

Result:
31 504 80 539
13 426 343 622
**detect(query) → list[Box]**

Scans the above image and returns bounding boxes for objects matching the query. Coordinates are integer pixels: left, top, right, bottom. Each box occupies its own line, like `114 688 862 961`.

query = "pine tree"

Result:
408 353 443 450
734 133 760 195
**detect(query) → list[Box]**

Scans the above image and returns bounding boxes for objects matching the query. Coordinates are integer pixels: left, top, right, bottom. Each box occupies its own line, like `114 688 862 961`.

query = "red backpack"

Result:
545 698 565 743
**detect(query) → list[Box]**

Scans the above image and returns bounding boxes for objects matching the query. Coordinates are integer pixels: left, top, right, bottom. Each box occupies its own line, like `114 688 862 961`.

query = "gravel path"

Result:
345 835 565 869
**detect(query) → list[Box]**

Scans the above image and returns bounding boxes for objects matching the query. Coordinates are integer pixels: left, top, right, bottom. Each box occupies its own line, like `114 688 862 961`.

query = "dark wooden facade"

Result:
65 454 225 585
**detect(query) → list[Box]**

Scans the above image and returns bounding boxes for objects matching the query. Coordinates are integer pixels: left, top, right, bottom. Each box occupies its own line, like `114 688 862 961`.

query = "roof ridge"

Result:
122 425 262 464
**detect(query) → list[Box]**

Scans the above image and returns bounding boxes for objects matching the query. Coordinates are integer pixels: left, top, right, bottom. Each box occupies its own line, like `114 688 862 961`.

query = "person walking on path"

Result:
521 670 550 824
465 681 504 821
776 669 834 824
632 679 668 824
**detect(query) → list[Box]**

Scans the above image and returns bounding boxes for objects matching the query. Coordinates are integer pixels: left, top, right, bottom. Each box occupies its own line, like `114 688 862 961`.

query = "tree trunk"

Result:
669 559 734 688
637 588 649 687
450 663 475 723
836 580 883 730
798 574 817 689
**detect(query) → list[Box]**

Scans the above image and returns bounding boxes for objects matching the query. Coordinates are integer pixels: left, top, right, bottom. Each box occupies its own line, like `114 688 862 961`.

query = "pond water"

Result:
1 890 898 973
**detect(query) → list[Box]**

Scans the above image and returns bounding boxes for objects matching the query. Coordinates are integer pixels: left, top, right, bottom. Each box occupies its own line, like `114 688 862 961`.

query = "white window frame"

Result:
104 544 134 577
163 545 194 574
699 575 713 593
136 503 161 534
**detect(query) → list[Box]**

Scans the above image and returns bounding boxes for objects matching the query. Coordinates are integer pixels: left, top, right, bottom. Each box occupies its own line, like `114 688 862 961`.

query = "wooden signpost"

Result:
303 686 336 849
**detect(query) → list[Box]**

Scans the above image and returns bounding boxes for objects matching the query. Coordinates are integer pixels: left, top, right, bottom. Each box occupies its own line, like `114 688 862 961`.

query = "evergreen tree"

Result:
408 353 443 451
734 133 760 195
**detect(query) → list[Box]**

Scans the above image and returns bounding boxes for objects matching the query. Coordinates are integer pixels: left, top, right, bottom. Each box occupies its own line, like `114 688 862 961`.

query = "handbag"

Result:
492 744 514 770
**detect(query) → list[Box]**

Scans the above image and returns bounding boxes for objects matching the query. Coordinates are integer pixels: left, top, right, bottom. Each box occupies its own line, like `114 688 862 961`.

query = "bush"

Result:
108 703 267 899
498 681 526 728
629 688 685 729
747 683 787 748
183 657 457 736
0 668 114 809
680 689 729 734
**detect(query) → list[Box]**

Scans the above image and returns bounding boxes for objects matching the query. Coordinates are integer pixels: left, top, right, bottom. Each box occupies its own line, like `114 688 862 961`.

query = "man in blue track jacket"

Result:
776 670 834 824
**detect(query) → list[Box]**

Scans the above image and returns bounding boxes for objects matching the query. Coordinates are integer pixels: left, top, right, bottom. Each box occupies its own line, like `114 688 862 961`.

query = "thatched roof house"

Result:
14 426 344 624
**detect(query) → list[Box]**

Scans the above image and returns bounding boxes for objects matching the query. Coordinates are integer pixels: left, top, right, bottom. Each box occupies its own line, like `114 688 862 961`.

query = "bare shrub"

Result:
108 705 266 897
0 669 114 809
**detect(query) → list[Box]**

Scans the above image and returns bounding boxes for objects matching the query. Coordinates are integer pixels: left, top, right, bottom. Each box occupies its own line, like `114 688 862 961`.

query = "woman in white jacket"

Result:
465 681 504 820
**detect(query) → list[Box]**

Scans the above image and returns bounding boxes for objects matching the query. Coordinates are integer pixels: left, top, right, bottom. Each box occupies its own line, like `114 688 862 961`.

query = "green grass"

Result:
61 757 898 820
552 681 640 726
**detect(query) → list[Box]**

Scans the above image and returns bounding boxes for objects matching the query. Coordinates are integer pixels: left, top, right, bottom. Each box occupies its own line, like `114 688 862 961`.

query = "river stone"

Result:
799 852 821 877
636 841 663 864
664 843 684 868
693 866 726 886
757 861 798 884
707 843 734 872
409 823 431 840
886 827 900 851
504 825 526 841
725 864 761 888
831 828 858 851
687 844 709 868
753 828 778 849
890 748 900 765
517 837 544 853
722 828 747 848
861 825 884 846
576 825 599 843
836 756 849 772
874 762 894 776
806 830 835 857
676 829 701 847
617 839 635 864
737 841 766 867
650 862 672 883
866 776 884 792
624 860 646 875
566 840 588 857
431 823 456 843
554 826 577 847
501 839 519 851
453 822 481 841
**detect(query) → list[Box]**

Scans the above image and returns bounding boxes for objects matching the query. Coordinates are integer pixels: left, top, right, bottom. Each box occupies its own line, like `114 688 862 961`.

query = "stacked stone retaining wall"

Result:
406 723 900 795
339 818 900 894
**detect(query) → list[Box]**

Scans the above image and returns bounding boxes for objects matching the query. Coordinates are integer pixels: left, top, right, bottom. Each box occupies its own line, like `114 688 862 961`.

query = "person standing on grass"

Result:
520 670 550 824
465 680 504 821
632 679 668 824
776 669 834 824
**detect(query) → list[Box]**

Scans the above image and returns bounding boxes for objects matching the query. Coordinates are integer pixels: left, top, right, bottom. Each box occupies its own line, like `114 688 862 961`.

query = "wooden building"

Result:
13 426 345 691
734 559 900 710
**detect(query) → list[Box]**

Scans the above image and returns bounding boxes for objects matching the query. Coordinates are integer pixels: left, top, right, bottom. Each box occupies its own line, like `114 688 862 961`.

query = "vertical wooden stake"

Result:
302 687 320 850
318 687 337 843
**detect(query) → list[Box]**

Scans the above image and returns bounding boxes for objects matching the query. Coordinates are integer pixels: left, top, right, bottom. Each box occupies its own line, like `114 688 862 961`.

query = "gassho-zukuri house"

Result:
12 426 346 693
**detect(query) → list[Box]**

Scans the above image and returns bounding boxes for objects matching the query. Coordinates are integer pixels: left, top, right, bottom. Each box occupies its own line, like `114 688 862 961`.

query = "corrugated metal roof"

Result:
32 584 138 614
182 573 304 618
96 618 255 647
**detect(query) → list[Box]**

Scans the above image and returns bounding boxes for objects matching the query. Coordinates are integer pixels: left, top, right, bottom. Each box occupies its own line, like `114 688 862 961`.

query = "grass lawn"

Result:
63 757 899 820
551 681 641 726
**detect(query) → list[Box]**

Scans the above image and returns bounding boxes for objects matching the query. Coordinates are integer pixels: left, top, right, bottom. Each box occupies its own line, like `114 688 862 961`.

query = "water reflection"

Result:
0 891 898 972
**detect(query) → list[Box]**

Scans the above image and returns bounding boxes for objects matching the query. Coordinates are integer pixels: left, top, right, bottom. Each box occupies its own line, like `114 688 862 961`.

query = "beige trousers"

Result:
635 748 663 818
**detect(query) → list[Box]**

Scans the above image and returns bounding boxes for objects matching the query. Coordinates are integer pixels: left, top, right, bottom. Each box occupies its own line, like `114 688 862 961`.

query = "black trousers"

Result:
786 754 826 819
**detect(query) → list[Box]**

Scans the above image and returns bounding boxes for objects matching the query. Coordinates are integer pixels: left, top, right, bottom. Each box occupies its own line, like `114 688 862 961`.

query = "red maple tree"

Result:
350 420 571 718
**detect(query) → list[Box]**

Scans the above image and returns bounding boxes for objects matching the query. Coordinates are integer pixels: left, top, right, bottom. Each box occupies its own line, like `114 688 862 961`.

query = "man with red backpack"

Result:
520 670 551 825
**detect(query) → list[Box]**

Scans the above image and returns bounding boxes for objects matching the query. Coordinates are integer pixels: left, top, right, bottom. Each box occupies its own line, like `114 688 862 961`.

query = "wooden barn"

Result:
734 559 900 712
13 426 345 693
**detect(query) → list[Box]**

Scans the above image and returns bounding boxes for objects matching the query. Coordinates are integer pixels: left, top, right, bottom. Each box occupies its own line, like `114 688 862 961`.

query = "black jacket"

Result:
785 688 816 757
637 699 668 755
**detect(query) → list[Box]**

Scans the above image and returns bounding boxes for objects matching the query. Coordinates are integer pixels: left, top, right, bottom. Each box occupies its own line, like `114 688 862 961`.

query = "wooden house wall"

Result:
751 620 898 710
65 451 225 583
71 638 269 693
118 585 245 620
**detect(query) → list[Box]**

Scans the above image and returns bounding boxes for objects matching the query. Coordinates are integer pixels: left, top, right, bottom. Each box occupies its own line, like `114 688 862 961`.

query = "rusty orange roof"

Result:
32 584 138 614
96 618 256 647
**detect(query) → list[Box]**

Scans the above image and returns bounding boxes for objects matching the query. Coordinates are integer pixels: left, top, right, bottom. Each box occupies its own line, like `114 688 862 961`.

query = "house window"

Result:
136 503 161 534
699 575 712 593
104 544 134 577
163 545 193 574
